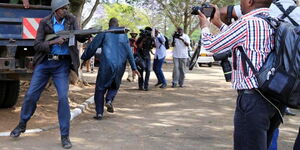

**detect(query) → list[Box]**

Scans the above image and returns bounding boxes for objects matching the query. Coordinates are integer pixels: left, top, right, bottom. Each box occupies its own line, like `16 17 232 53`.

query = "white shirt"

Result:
154 33 167 59
234 0 300 25
172 34 190 58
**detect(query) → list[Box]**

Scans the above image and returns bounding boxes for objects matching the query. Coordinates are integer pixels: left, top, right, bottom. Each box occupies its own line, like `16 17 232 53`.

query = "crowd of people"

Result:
4 0 300 149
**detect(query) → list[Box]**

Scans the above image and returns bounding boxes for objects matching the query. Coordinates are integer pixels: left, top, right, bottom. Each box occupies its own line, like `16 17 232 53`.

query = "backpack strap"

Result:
274 2 299 26
226 5 234 25
236 46 258 77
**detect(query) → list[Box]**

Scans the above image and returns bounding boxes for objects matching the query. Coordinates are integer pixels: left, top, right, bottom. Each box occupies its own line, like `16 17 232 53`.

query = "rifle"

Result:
45 28 130 46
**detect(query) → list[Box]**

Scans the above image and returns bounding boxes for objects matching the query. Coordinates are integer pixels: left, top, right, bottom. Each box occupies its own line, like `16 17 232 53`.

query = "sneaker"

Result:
93 114 103 120
105 101 114 113
159 84 167 88
171 83 177 88
154 82 162 87
10 123 26 138
61 135 72 149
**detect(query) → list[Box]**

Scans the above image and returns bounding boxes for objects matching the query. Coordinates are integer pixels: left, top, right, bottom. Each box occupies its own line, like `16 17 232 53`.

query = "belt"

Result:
48 55 70 61
237 89 257 95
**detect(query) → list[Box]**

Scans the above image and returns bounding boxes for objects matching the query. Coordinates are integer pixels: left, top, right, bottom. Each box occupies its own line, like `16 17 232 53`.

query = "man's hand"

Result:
49 37 66 45
22 0 30 8
198 10 210 29
210 5 224 28
132 70 141 78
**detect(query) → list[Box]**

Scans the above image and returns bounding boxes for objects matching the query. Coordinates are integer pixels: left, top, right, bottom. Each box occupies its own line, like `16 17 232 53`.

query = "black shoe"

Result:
159 84 167 88
171 83 177 88
155 82 162 87
138 87 144 90
10 123 26 138
93 114 103 120
105 102 114 113
285 109 296 116
179 85 183 88
144 87 149 91
61 135 72 149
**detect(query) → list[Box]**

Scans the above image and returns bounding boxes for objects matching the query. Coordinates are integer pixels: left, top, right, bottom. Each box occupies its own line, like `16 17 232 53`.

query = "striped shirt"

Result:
202 8 275 89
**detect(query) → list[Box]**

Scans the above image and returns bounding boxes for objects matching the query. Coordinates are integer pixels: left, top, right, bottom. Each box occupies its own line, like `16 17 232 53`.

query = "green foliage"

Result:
95 3 151 32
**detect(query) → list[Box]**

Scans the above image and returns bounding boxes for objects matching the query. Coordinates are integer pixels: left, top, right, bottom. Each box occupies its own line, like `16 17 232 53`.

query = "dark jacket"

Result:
33 13 85 75
81 27 137 90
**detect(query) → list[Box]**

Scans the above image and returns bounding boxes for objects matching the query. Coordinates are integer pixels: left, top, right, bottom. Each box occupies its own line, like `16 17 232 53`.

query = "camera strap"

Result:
226 5 235 25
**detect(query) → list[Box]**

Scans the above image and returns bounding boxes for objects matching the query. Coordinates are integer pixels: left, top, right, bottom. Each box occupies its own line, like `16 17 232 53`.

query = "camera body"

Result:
173 32 182 39
191 3 215 18
213 51 232 82
139 29 152 37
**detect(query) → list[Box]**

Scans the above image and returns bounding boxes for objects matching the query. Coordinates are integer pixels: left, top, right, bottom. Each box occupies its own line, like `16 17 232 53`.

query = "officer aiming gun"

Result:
45 27 130 46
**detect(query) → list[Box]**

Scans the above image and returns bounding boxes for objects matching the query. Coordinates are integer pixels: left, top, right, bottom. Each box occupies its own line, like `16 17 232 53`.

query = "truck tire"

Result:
0 81 7 107
1 80 20 108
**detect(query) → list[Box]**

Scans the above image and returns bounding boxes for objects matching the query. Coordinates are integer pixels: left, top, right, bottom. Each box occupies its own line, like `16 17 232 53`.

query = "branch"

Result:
81 0 100 28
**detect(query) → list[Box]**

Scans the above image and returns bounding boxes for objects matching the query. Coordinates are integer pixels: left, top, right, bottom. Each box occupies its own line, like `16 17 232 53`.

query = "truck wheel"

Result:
1 80 20 108
0 81 7 107
208 63 212 67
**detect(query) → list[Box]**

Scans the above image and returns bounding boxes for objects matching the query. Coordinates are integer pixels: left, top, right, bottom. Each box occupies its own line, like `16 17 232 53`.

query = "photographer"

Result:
171 27 190 88
197 0 285 150
153 29 167 88
136 27 155 91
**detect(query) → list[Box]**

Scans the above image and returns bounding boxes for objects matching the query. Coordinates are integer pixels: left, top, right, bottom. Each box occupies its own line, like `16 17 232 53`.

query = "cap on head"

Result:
130 32 138 37
144 27 152 31
51 0 70 12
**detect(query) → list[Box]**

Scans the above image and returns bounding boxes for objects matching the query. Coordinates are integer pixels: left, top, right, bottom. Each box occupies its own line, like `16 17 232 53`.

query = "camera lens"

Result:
221 59 232 82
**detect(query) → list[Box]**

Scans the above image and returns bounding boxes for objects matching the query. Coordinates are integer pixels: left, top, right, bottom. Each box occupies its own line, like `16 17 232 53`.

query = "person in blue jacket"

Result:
81 18 140 120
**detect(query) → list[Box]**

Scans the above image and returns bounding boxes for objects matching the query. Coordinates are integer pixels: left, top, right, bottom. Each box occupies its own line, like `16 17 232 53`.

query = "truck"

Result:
0 3 51 108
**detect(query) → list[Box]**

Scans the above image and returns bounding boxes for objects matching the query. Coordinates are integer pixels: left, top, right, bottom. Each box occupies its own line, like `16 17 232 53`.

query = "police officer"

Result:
10 0 86 149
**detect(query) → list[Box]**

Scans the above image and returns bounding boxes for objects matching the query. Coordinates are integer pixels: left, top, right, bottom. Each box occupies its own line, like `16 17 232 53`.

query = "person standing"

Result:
171 27 190 88
153 29 167 88
81 18 140 120
10 0 86 148
127 32 138 82
136 27 154 91
198 0 285 149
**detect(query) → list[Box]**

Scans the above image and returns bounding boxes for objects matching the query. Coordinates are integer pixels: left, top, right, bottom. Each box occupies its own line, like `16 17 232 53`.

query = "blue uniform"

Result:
81 27 137 115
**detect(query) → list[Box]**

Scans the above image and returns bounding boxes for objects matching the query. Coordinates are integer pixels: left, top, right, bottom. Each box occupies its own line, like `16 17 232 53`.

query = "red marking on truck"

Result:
22 18 42 39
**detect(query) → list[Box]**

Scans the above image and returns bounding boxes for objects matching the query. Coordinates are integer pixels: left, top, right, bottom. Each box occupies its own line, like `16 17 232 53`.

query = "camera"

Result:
173 32 182 39
139 29 151 37
191 3 215 18
213 51 232 82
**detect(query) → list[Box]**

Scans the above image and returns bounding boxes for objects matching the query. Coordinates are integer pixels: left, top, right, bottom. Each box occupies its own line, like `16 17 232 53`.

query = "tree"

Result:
95 3 151 32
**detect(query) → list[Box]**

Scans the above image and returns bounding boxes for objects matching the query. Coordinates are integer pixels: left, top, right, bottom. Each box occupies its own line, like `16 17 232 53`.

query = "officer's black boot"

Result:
10 122 26 138
61 135 72 149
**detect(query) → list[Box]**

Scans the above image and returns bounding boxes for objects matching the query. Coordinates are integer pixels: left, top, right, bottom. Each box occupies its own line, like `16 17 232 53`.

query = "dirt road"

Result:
0 64 299 150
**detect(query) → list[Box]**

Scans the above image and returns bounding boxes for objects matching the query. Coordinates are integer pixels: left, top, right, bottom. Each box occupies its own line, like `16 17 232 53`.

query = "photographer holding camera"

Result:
171 27 190 88
136 27 155 91
197 0 285 150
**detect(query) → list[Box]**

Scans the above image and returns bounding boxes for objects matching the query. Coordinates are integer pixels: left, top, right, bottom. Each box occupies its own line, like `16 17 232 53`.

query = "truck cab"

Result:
0 3 51 108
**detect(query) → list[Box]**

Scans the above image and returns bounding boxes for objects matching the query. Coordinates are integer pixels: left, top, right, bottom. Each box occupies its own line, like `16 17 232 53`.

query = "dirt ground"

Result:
0 64 299 150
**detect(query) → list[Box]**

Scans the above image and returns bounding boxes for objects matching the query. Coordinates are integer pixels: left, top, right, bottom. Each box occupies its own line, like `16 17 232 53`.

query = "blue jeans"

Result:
138 57 151 89
153 57 166 84
268 128 279 150
234 90 282 150
94 81 118 115
20 59 70 136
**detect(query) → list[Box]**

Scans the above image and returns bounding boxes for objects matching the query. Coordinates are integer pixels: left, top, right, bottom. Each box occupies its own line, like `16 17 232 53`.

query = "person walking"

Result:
81 18 140 120
10 0 86 148
153 29 167 88
136 27 154 91
171 27 190 88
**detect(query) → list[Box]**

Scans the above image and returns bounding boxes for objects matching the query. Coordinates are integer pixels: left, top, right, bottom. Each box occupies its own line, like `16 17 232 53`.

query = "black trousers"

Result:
234 89 284 150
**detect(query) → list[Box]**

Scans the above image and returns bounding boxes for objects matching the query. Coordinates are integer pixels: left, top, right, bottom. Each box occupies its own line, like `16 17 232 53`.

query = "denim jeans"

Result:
153 57 166 84
234 90 282 150
268 128 279 150
20 59 70 136
138 57 151 89
94 81 118 115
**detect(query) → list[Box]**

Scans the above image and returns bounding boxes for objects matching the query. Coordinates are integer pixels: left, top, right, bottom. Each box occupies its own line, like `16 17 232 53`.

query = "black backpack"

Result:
236 16 300 109
158 36 170 49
